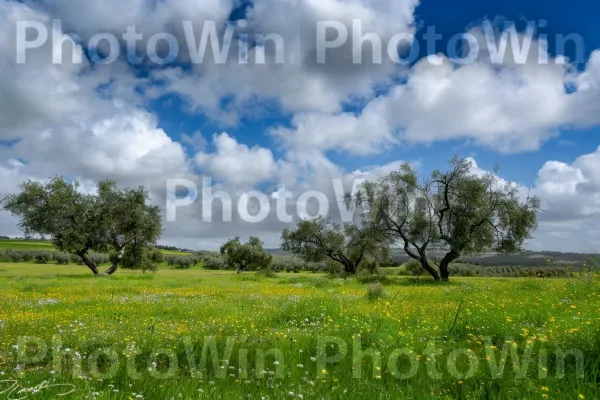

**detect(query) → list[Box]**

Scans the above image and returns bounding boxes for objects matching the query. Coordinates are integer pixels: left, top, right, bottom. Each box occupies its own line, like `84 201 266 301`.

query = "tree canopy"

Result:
1 177 162 276
281 217 390 274
348 157 540 281
220 236 273 273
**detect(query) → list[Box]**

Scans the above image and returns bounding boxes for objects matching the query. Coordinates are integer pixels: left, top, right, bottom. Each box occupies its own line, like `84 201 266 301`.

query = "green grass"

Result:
0 264 598 399
0 239 191 256
0 239 56 251
160 250 193 256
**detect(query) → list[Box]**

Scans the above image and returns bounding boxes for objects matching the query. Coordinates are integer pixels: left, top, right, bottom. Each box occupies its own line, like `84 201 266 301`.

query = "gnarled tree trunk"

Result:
104 262 119 276
77 250 121 276
342 260 358 274
418 257 441 281
78 252 100 276
439 249 460 281
409 248 441 281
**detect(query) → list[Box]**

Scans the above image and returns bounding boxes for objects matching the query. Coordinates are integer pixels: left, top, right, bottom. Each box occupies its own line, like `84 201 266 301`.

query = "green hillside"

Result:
0 239 189 255
0 239 55 250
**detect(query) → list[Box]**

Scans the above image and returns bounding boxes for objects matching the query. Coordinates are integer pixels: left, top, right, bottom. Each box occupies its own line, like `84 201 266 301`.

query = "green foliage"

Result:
201 254 228 270
404 259 427 276
349 157 540 281
1 177 162 275
54 252 70 265
34 253 49 264
117 246 161 273
448 263 573 278
270 256 326 273
220 236 273 273
281 217 390 274
164 255 201 269
149 249 165 264
0 249 111 266
256 265 277 278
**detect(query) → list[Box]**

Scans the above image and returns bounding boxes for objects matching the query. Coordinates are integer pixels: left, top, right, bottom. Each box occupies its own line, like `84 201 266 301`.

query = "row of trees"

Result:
281 157 540 281
1 157 540 281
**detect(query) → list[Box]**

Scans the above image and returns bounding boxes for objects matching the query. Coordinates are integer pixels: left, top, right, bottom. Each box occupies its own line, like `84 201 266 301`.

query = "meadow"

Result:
0 239 191 256
0 263 598 399
0 240 55 251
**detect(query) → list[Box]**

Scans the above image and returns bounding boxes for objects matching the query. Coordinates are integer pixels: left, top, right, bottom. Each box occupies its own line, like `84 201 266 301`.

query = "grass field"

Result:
0 264 598 399
0 240 55 251
0 239 190 256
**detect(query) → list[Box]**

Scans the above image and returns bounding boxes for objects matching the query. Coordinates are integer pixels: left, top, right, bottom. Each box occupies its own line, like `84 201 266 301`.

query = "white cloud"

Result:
148 0 419 117
2 1 600 253
271 109 394 155
272 29 600 154
195 133 277 186
535 147 600 223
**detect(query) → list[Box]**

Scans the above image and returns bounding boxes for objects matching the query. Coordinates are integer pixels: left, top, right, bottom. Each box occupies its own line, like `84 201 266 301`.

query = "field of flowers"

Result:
0 263 598 399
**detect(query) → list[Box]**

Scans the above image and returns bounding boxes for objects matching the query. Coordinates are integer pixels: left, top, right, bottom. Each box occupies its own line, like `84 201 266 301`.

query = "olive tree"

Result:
1 177 162 276
349 158 540 281
220 236 273 274
281 217 389 274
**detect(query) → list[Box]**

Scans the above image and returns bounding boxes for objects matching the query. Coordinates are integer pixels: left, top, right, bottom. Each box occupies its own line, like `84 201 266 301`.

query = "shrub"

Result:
203 256 227 270
89 253 109 266
404 259 427 276
360 260 379 275
172 257 187 269
35 254 49 264
54 253 70 265
366 283 385 300
257 266 277 278
149 249 164 264
5 250 23 262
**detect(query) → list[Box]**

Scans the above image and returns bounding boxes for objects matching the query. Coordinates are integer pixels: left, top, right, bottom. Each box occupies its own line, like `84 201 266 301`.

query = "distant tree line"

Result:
155 244 194 253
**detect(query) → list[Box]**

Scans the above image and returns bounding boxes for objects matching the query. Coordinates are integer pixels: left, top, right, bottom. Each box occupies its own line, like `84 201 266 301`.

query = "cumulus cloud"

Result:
144 0 419 118
195 133 277 186
536 147 600 223
2 0 600 253
273 27 600 154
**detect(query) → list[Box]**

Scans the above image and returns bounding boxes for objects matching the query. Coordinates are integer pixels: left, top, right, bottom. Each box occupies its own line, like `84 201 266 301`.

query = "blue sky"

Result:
1 0 599 251
147 0 600 186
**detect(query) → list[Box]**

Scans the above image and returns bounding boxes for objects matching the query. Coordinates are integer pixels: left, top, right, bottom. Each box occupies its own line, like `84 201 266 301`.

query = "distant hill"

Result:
265 248 594 268
2 238 593 268
0 239 55 251
0 239 191 256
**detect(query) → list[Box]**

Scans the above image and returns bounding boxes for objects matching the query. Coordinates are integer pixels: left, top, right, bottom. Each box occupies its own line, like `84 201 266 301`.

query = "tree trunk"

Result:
237 263 247 274
103 247 125 276
342 261 357 274
418 257 441 281
439 250 460 281
78 253 100 276
105 262 119 276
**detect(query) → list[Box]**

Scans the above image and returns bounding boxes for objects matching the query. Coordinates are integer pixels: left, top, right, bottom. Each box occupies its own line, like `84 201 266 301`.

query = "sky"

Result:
0 0 599 252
